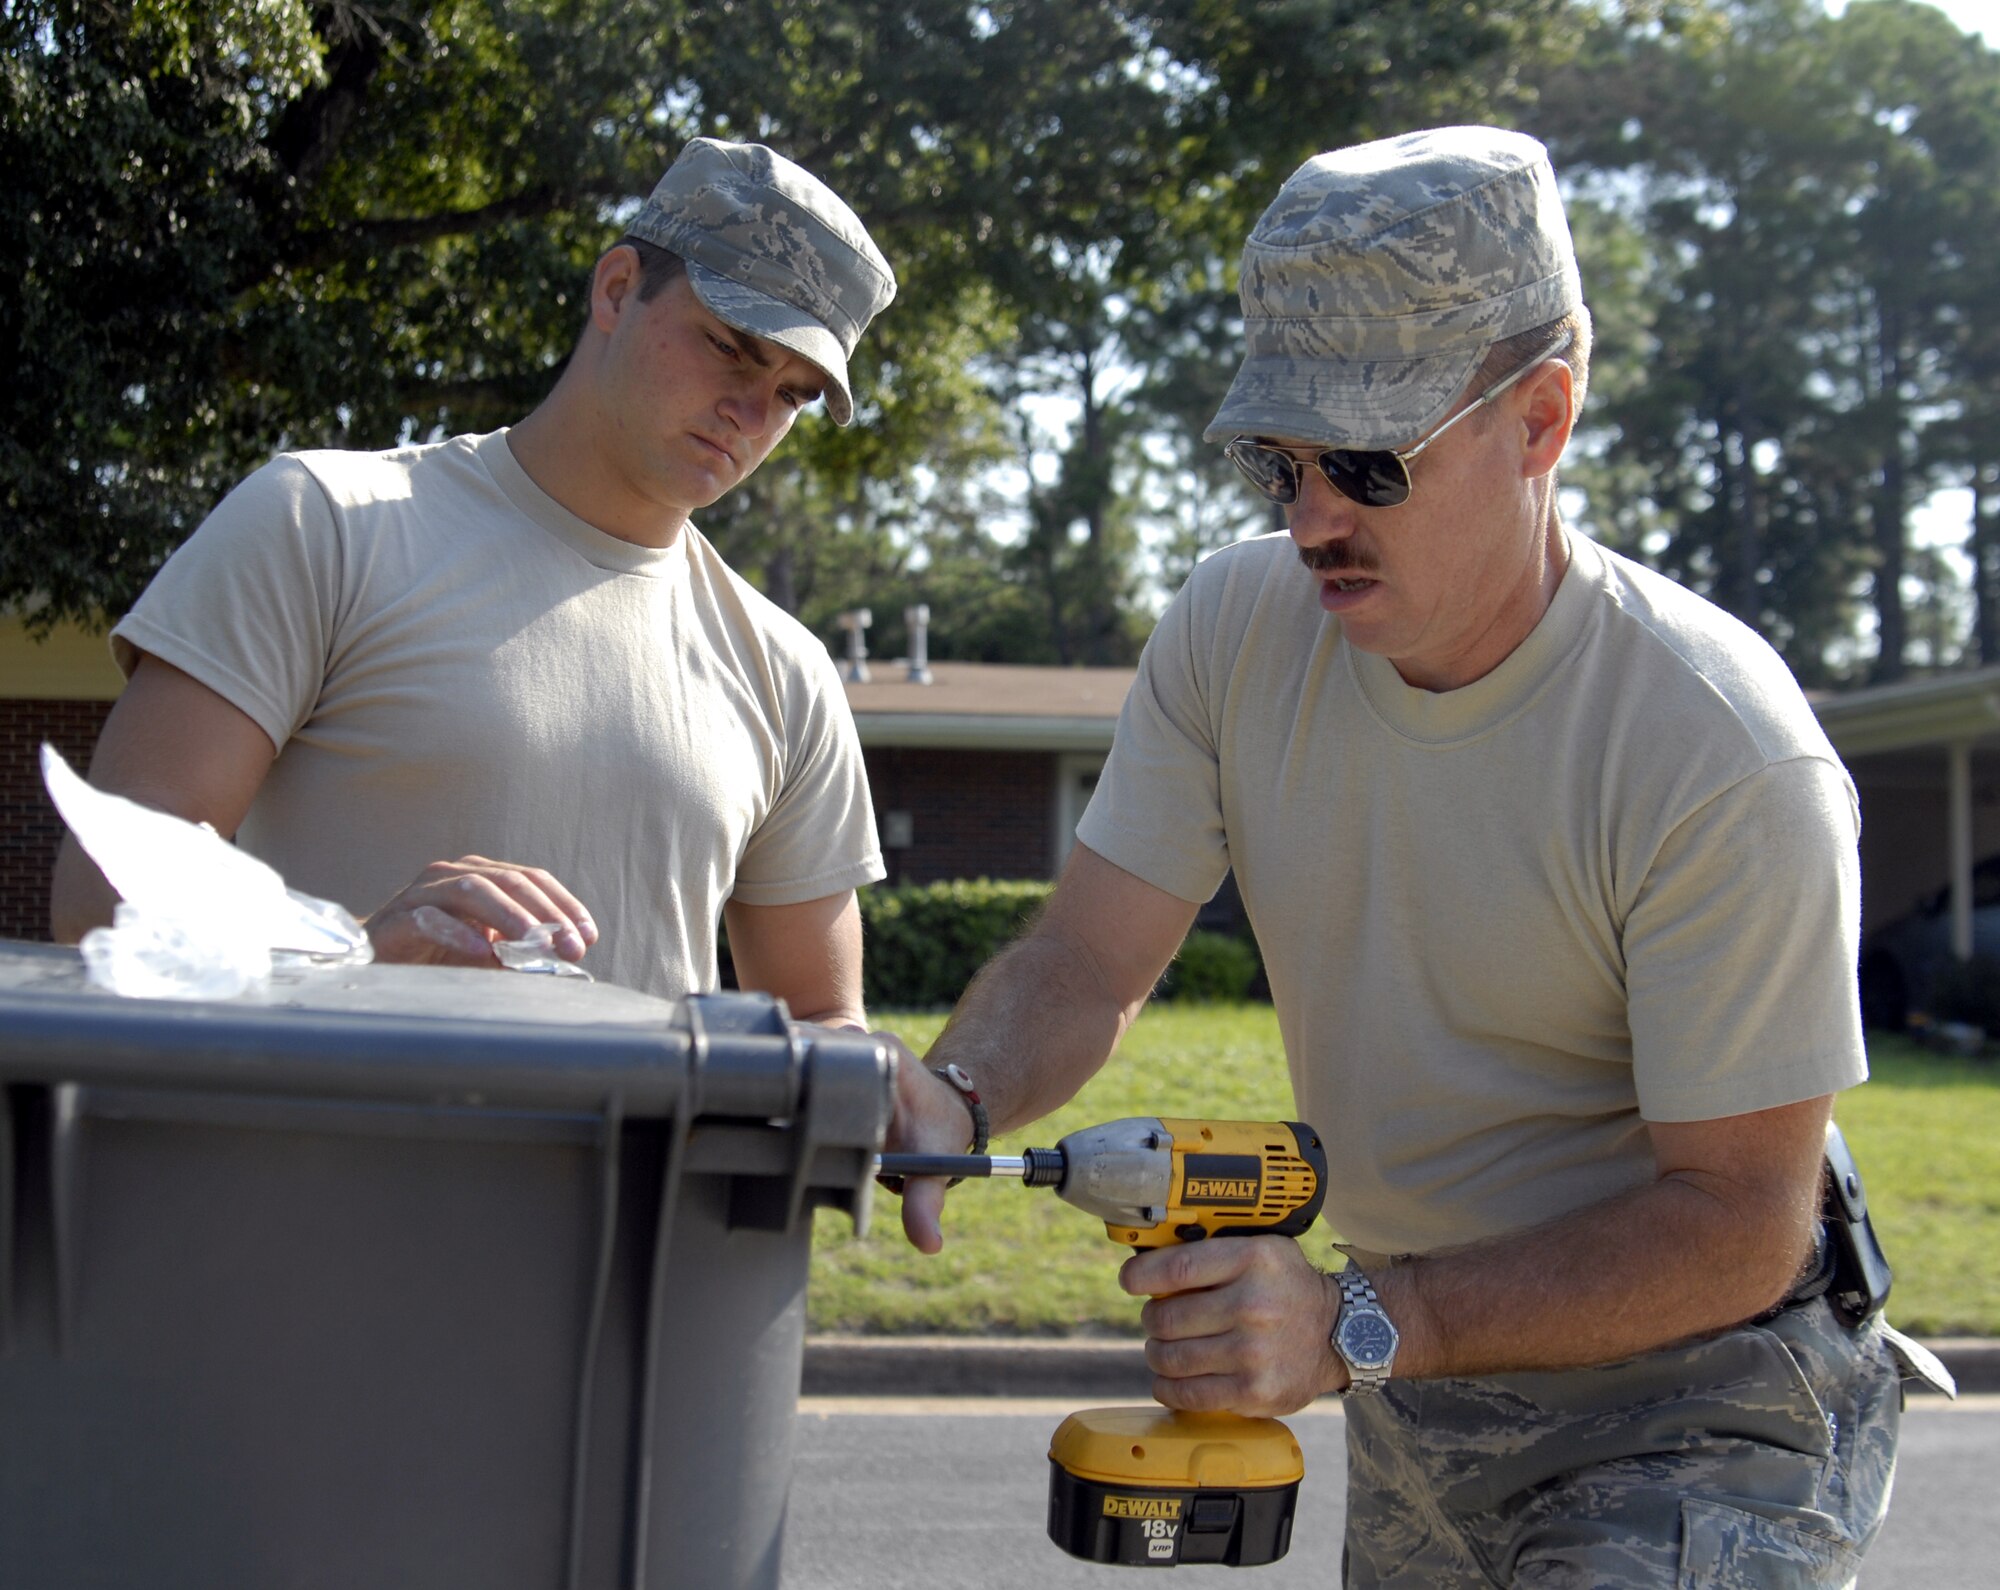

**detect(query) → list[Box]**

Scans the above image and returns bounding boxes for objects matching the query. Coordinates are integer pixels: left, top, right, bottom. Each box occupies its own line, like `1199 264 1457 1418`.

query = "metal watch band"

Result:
1333 1261 1399 1396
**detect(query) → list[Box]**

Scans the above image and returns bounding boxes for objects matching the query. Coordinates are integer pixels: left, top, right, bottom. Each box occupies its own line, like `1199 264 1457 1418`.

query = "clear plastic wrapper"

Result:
493 923 593 979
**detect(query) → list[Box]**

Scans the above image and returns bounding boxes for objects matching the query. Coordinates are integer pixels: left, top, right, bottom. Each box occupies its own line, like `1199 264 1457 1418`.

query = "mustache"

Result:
1298 542 1379 576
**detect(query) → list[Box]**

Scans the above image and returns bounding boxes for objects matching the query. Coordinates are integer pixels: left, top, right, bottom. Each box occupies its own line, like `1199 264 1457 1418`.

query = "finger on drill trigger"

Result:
1120 1237 1230 1299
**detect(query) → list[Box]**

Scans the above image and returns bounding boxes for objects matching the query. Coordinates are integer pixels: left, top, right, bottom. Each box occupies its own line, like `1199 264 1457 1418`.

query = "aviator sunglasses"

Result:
1224 329 1576 510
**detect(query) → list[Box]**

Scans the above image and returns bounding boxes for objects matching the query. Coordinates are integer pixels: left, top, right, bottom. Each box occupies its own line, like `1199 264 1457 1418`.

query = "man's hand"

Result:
1122 1236 1343 1417
364 855 597 967
888 844 1201 1257
880 1049 985 1256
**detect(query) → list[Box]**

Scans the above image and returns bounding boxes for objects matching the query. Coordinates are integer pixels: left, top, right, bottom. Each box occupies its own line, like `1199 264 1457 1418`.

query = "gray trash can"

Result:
0 942 892 1590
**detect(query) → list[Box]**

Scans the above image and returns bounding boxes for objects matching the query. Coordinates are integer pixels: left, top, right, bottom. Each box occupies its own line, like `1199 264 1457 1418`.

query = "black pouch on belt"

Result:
1822 1122 1893 1327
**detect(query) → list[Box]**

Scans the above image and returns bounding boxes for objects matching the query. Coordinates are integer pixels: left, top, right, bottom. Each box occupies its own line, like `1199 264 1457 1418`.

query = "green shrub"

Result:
855 880 1270 1012
1156 929 1262 1003
859 878 1054 1009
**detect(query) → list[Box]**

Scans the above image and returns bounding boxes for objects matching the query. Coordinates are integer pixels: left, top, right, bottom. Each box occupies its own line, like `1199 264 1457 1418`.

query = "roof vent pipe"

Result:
836 609 872 683
905 605 934 685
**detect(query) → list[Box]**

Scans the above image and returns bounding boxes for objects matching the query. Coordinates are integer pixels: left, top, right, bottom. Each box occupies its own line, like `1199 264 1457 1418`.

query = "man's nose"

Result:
1286 465 1359 546
722 382 782 439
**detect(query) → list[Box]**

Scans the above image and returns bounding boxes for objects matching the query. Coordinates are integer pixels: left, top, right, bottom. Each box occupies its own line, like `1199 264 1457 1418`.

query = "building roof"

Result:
16 602 2000 763
0 614 123 699
842 660 1134 750
845 658 2000 759
1812 664 2000 758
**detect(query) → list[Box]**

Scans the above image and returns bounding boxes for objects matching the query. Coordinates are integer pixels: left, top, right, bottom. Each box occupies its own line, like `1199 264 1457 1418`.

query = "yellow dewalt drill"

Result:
880 1116 1328 1568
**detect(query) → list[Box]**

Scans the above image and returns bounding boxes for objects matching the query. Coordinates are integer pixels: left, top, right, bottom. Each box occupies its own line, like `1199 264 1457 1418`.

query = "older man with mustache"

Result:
885 125 1946 1587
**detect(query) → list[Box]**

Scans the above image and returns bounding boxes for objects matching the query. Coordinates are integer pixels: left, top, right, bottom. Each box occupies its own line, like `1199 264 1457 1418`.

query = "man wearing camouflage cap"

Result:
889 126 1947 1583
55 139 897 1016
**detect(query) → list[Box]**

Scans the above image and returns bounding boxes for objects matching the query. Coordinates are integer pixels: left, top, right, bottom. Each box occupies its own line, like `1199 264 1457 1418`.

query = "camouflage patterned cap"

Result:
1205 126 1582 450
628 138 896 425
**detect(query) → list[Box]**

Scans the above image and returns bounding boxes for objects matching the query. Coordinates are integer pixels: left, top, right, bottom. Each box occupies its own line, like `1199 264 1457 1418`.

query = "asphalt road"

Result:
780 1394 1998 1588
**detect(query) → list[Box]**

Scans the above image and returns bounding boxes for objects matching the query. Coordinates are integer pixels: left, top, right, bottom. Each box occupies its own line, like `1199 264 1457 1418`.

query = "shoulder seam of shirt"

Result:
1635 753 1858 919
683 525 832 667
274 450 364 674
1184 532 1302 734
1588 546 1824 772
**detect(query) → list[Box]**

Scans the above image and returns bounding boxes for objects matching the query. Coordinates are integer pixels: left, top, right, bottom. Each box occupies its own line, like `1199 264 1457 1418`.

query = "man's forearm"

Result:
1375 1154 1823 1383
925 919 1143 1134
49 834 117 944
887 846 1196 1255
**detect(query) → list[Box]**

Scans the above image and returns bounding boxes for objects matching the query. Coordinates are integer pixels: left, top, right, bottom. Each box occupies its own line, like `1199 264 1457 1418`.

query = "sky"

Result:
1932 0 1992 34
1827 0 1990 41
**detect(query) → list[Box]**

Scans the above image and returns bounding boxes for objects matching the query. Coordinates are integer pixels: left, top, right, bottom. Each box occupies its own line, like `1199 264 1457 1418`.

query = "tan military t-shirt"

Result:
1077 531 1865 1255
113 430 884 1002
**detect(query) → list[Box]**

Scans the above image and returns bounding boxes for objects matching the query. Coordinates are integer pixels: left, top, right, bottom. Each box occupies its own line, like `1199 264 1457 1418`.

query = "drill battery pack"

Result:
1046 1408 1304 1568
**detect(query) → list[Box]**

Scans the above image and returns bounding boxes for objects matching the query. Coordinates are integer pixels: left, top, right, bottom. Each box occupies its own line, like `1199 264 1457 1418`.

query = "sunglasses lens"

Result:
1324 449 1412 509
1227 442 1299 504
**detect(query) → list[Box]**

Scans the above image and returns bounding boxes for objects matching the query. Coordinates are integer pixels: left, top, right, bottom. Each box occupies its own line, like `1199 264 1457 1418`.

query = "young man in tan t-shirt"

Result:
53 139 895 1017
884 127 1938 1586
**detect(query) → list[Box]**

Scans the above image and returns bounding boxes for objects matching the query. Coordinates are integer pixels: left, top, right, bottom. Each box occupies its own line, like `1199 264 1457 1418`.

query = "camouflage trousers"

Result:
1341 1298 1911 1588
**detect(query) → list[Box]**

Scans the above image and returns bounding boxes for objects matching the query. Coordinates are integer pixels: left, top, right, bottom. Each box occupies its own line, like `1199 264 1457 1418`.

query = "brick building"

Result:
0 616 1135 940
1 617 120 940
11 611 1996 968
845 659 1128 887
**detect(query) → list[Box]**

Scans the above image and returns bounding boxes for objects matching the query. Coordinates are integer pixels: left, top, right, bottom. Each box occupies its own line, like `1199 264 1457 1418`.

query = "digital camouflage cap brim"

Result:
627 138 897 426
1206 126 1583 451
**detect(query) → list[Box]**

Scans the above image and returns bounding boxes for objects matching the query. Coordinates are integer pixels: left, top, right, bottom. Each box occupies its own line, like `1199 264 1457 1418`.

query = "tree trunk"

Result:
1973 463 1999 667
1868 304 1910 685
764 545 797 615
1869 456 1909 683
1075 350 1123 667
1711 414 1760 625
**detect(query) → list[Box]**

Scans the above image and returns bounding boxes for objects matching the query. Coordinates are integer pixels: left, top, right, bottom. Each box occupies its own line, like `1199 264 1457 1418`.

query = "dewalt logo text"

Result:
1102 1496 1183 1520
1184 1178 1257 1200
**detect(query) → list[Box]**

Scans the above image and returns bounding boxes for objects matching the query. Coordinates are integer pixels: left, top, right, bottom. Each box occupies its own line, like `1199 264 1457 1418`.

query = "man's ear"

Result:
1518 359 1576 481
589 244 642 336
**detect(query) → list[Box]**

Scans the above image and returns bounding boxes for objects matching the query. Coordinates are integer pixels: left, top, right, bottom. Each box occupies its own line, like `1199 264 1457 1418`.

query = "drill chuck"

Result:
873 1145 1064 1184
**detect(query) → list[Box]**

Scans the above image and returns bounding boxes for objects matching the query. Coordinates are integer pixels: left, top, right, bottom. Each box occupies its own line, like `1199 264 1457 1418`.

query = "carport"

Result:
1814 665 2000 956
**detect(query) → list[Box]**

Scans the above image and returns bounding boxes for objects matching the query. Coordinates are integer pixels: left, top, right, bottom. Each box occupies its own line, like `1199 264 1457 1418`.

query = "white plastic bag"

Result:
42 744 373 999
80 903 272 1001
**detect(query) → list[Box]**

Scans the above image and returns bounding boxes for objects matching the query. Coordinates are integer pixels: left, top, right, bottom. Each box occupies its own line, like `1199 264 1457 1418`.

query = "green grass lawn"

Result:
807 1008 2000 1338
1833 1035 2000 1337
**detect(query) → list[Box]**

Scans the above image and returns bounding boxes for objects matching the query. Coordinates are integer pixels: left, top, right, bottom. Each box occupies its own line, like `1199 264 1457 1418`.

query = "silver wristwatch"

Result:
1331 1261 1400 1395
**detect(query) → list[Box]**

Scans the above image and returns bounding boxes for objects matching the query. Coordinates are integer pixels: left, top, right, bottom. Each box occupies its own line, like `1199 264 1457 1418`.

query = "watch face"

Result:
1339 1310 1398 1369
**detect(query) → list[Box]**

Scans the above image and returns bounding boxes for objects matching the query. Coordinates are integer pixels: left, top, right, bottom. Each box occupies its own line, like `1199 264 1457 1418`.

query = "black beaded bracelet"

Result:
929 1062 989 1157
